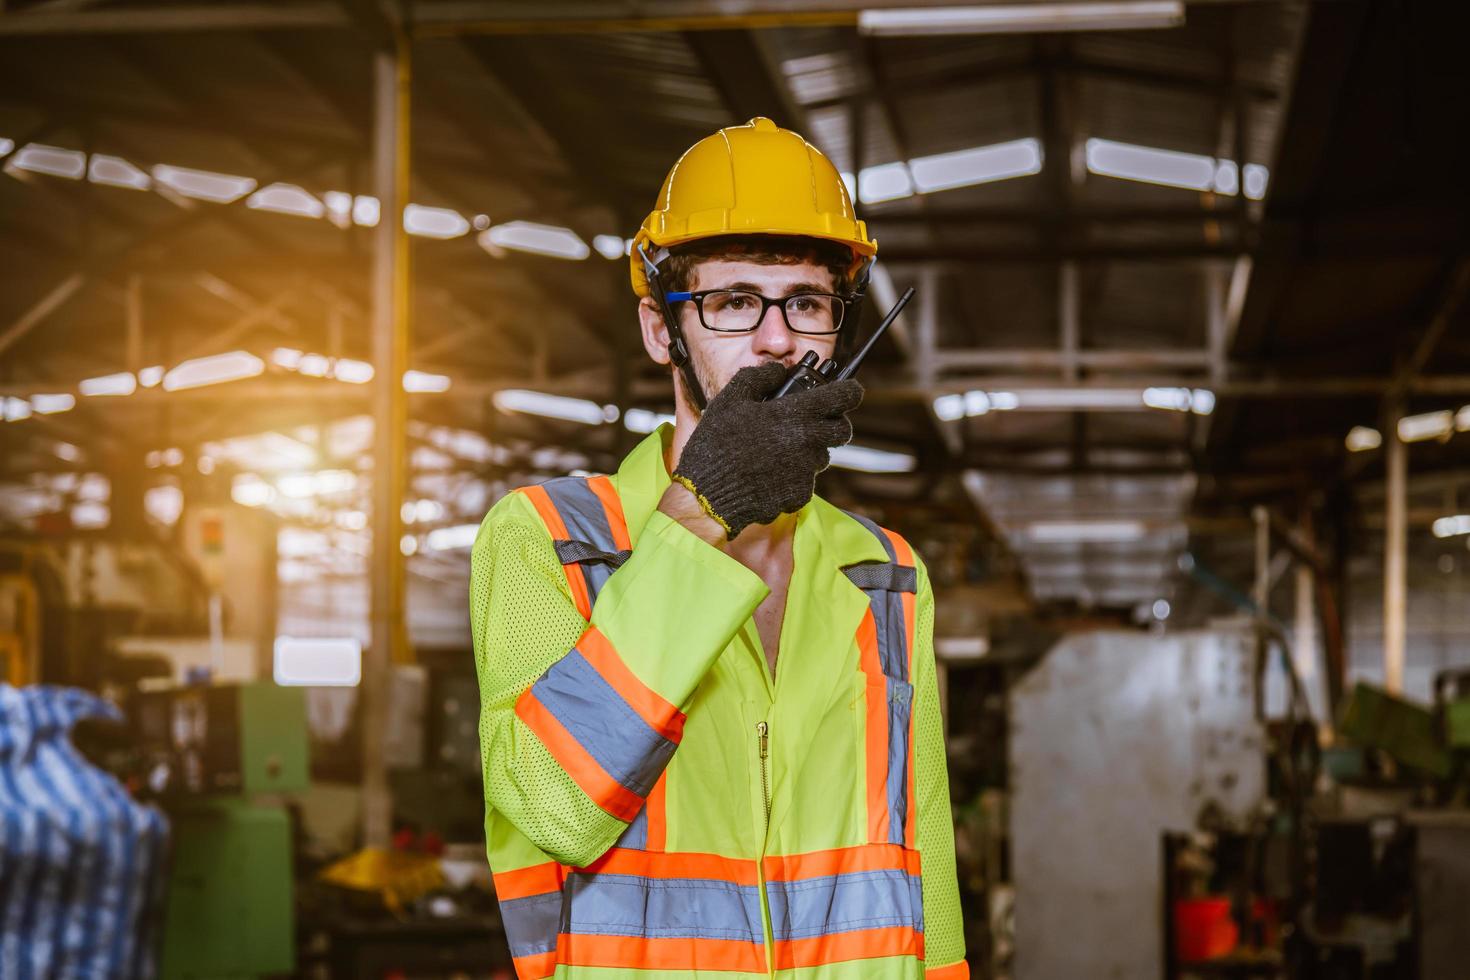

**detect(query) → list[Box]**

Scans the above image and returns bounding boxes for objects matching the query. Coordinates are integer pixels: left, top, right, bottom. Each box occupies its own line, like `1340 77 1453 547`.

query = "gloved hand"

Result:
672 362 863 539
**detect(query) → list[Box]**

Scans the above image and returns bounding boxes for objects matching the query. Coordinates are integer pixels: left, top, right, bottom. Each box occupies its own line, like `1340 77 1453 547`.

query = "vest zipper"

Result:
755 720 771 823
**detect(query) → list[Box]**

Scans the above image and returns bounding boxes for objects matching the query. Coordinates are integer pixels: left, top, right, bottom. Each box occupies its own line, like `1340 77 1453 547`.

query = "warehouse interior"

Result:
2 0 1469 977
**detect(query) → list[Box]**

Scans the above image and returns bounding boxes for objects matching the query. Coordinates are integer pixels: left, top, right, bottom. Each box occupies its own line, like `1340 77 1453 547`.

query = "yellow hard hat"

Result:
630 117 877 297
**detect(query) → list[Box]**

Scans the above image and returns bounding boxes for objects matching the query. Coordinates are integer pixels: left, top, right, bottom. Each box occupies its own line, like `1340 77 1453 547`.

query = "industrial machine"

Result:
128 681 309 980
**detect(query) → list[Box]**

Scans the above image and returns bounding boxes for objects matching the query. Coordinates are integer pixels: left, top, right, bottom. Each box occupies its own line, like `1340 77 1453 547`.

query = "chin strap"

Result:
639 243 708 412
840 257 877 362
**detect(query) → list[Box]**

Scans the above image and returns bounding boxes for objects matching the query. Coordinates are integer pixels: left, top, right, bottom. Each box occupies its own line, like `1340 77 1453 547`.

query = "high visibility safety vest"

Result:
471 426 967 980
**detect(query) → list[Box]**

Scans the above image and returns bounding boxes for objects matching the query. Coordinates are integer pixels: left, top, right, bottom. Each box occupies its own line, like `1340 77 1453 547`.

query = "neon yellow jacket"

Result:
472 426 967 979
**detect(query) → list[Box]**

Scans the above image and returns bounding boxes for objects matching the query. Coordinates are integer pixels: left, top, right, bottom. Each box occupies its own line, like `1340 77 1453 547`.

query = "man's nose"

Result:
751 301 796 358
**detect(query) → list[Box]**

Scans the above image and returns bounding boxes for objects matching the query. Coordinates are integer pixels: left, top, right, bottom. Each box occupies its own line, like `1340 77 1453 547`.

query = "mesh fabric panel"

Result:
471 506 626 867
912 556 967 969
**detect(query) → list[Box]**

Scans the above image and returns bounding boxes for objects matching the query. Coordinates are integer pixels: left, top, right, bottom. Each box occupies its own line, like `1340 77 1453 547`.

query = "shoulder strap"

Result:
517 474 631 620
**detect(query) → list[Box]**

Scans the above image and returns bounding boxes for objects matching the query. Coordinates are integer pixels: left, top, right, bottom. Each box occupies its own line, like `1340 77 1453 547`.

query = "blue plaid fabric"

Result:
0 685 170 979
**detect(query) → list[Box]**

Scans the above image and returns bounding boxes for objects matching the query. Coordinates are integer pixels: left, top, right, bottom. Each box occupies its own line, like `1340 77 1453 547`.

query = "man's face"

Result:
638 257 839 413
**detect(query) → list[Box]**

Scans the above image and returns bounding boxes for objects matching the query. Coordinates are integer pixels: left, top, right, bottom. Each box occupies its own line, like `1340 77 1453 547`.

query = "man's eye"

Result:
790 296 817 313
726 294 754 310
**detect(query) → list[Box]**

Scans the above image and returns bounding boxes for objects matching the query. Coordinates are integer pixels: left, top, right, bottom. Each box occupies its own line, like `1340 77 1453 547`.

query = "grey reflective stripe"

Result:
564 871 765 944
885 680 913 847
499 890 564 958
843 562 916 593
553 540 630 568
543 478 619 554
766 865 923 941
847 512 897 563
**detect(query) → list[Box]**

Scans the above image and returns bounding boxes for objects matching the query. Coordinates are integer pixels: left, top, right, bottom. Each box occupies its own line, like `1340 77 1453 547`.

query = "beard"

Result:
677 347 734 417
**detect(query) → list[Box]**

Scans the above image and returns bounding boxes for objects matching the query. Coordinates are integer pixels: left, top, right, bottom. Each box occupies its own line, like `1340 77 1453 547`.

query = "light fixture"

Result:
152 164 256 204
480 222 590 260
1011 388 1146 410
426 524 480 552
231 474 277 508
8 144 86 180
1432 515 1470 539
162 351 264 391
88 154 151 191
592 234 627 260
493 389 611 425
247 183 325 219
1085 138 1269 200
1025 520 1148 543
829 444 917 473
909 139 1043 193
1398 409 1454 443
857 162 915 204
273 636 362 687
79 372 137 397
404 204 470 239
30 393 75 415
858 2 1185 37
2 397 32 422
138 365 164 388
1345 426 1382 452
403 370 451 393
1457 404 1470 432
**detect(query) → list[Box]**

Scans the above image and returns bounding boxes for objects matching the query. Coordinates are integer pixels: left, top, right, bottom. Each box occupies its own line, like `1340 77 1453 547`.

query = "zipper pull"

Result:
756 721 768 758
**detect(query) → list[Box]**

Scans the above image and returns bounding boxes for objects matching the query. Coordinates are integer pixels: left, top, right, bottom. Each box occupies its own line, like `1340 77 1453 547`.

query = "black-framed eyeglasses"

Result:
664 289 848 336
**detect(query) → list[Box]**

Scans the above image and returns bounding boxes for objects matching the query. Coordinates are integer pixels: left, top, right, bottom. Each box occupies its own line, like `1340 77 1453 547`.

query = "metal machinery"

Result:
129 681 309 979
1008 629 1470 980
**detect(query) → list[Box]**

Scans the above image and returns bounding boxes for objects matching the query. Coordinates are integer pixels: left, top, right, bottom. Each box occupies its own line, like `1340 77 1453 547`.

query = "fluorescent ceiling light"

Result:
934 389 996 421
88 154 151 191
333 358 374 384
403 370 451 393
1345 426 1381 452
2 397 32 422
273 636 362 687
163 350 264 391
1432 515 1470 539
138 365 164 388
857 161 915 204
80 372 136 397
8 144 86 180
0 138 11 156
494 389 612 425
1086 138 1269 200
592 235 627 260
624 408 675 434
273 347 304 369
830 444 917 473
1398 409 1453 443
247 183 325 219
481 222 590 260
231 474 277 507
1025 519 1148 543
1142 387 1216 415
30 393 76 415
352 195 380 227
1012 388 1146 410
144 485 184 526
404 204 469 239
323 190 353 228
426 523 480 552
1456 404 1470 432
910 139 1043 192
858 2 1185 36
71 502 109 530
152 164 256 204
935 636 990 660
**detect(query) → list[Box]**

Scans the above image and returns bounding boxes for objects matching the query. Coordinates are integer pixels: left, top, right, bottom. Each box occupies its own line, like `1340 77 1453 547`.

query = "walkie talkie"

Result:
768 286 916 400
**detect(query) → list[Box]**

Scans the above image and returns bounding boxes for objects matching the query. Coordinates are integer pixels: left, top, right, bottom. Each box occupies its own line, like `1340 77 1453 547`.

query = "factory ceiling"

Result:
1 0 1468 617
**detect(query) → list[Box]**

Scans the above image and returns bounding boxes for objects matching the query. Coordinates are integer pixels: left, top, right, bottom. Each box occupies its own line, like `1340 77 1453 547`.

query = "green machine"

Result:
133 682 308 979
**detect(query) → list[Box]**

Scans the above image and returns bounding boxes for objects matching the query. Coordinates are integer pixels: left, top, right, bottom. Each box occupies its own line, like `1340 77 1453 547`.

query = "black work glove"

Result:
672 362 863 539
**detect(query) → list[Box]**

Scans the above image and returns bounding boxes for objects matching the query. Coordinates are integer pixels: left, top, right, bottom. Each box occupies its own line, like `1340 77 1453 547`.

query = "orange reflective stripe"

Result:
644 771 668 851
857 609 890 844
773 924 923 971
558 933 766 973
903 584 918 848
519 484 593 618
880 525 915 568
515 687 646 822
585 474 632 551
576 626 686 742
578 847 760 887
493 861 565 901
511 949 558 980
764 843 921 882
927 960 972 980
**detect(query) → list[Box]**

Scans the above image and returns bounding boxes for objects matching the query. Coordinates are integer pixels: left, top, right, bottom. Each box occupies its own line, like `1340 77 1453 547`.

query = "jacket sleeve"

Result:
912 557 970 980
471 491 768 868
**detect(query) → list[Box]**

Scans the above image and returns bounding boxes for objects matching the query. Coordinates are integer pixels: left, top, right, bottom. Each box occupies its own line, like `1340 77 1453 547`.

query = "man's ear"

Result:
638 298 672 366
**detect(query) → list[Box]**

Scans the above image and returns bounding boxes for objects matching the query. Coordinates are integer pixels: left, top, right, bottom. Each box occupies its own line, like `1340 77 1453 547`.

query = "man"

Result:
472 117 967 979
